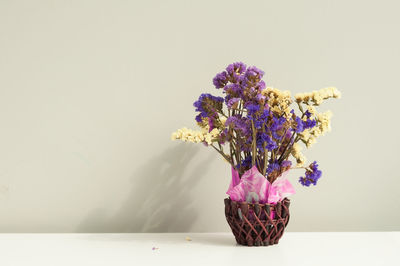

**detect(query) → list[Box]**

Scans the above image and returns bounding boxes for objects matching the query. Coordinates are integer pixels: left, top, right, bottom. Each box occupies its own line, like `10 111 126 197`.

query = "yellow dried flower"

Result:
306 136 317 147
291 143 307 167
297 110 333 147
171 126 220 145
298 129 316 147
219 116 227 126
317 110 332 134
295 87 341 106
262 87 292 117
307 105 317 116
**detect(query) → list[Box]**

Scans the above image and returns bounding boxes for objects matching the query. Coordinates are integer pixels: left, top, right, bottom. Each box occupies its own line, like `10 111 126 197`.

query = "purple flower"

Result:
236 156 252 169
303 119 317 129
281 160 292 169
266 161 280 175
298 177 311 186
266 135 277 150
270 116 286 140
254 120 263 129
262 108 271 117
256 93 266 102
246 66 265 80
193 93 224 124
226 62 247 76
258 80 266 90
195 114 203 123
237 66 265 89
227 97 240 108
299 161 322 186
224 83 242 94
256 132 277 151
223 84 243 109
266 160 292 177
245 103 260 116
253 109 270 130
299 111 316 129
225 115 251 136
256 132 267 149
294 116 304 133
213 71 229 89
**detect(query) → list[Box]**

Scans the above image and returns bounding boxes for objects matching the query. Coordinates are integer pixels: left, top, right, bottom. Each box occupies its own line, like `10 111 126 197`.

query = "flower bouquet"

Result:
172 62 341 246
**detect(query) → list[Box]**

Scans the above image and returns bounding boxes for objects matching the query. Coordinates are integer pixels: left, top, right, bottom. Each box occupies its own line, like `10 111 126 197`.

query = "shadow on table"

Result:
76 144 213 233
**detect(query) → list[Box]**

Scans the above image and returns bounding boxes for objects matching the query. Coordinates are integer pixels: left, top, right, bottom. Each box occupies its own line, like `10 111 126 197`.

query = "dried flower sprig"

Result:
172 62 341 186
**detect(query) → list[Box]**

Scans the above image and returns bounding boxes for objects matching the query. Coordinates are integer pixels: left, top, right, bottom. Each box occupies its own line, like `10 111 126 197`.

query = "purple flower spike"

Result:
227 98 240 108
299 161 322 186
294 116 304 133
213 71 229 89
226 62 247 75
245 103 260 116
246 66 265 79
193 93 224 125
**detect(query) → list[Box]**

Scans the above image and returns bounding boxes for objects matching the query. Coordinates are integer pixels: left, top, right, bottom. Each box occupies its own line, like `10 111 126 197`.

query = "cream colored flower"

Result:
299 129 310 140
298 129 315 147
291 143 307 167
171 132 179 141
295 87 341 106
306 136 317 147
219 116 227 126
307 105 317 116
297 110 333 147
171 126 220 145
262 87 293 117
312 92 323 105
292 142 301 153
317 110 332 134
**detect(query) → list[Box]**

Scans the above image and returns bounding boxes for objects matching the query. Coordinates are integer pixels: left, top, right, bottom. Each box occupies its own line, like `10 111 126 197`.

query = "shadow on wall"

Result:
76 144 213 232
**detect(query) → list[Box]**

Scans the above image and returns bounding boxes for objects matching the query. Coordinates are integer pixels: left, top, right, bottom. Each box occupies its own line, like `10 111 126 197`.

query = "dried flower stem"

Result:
211 144 233 168
262 124 268 175
251 120 256 166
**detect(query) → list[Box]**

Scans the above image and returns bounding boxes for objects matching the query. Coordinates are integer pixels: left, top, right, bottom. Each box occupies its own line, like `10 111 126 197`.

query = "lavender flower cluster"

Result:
299 161 322 186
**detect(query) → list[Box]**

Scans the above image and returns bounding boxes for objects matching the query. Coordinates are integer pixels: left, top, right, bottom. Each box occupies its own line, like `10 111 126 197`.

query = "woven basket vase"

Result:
224 197 290 246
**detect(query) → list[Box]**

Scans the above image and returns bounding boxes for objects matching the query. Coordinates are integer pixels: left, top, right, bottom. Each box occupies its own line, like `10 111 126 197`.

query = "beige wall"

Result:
0 0 399 232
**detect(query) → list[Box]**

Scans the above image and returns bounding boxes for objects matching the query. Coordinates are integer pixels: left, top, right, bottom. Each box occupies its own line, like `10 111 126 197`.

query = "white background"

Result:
0 0 399 232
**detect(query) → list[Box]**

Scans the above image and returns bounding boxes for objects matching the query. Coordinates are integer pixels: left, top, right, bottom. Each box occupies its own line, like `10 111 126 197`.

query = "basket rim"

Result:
224 197 289 207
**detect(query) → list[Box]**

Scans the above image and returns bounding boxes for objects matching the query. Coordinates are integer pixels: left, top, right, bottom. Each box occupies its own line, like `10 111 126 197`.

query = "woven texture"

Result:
224 198 290 246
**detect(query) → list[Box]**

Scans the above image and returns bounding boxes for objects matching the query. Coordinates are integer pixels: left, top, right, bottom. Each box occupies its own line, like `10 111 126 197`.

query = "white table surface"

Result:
0 232 398 266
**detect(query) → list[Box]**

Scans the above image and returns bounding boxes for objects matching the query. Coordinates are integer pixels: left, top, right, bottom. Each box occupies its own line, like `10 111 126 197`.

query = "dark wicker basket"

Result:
224 197 290 246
